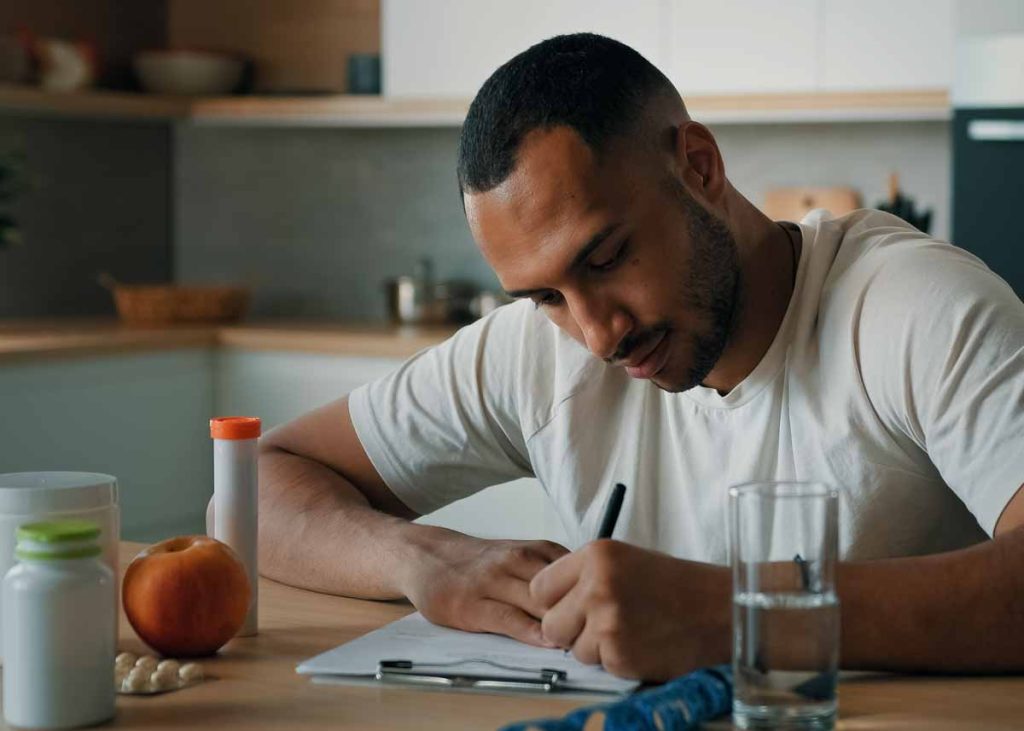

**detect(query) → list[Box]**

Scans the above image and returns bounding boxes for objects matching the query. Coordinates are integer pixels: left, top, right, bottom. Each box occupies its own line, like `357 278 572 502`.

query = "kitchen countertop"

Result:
0 319 460 363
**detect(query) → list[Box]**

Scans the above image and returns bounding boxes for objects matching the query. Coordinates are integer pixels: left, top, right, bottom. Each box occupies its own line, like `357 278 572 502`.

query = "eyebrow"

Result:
503 223 622 299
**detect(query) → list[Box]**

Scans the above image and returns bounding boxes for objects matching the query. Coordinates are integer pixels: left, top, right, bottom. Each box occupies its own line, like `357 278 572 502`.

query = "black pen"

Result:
559 483 629 657
596 482 627 540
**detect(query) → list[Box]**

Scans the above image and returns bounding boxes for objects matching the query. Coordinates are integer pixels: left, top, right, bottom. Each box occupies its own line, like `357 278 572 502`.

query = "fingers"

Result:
501 549 560 584
529 550 584 610
494 540 570 586
539 583 587 649
473 599 552 647
569 623 602 667
498 541 571 584
414 539 575 651
485 573 548 620
524 540 571 564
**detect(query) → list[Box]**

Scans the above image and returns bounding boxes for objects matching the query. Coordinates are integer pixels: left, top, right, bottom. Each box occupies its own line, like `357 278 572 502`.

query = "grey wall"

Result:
0 115 950 322
174 120 951 321
0 116 172 317
174 124 497 321
712 120 951 240
0 114 950 322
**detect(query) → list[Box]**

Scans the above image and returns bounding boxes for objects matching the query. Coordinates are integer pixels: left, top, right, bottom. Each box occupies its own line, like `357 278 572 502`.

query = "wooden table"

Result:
107 543 584 731
14 542 1024 730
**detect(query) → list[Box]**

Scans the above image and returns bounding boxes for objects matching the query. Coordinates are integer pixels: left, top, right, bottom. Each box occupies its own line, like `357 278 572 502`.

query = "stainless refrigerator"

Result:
952 33 1024 298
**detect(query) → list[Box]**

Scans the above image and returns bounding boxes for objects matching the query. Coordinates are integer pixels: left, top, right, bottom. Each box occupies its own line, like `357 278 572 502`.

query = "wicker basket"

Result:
100 275 250 326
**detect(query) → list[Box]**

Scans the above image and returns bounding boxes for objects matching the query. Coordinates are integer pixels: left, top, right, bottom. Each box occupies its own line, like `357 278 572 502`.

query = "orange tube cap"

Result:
210 416 261 440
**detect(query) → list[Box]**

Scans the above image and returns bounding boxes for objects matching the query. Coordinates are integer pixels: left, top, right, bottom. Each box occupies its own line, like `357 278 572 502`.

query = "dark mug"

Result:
347 54 381 95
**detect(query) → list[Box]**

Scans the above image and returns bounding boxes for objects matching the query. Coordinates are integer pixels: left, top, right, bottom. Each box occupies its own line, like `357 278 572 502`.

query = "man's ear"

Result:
672 121 726 204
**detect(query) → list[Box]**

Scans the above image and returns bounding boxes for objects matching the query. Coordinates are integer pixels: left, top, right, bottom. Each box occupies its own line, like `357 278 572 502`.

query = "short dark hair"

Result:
457 33 678 195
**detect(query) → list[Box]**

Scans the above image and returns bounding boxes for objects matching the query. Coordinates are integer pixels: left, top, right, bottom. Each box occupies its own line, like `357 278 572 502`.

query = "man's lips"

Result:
622 332 670 380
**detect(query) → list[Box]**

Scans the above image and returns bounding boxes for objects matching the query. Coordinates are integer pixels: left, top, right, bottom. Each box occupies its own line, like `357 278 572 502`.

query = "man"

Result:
250 35 1024 680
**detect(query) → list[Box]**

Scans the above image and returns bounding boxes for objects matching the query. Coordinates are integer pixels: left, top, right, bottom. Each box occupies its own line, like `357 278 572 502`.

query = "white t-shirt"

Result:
350 209 1024 563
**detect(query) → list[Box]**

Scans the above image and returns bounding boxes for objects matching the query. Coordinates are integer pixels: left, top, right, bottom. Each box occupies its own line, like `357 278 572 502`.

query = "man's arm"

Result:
253 395 420 599
839 482 1024 672
530 483 1024 680
215 396 567 646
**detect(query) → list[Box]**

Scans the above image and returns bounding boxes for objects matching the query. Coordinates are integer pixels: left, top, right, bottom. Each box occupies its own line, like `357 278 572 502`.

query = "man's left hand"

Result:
529 539 731 681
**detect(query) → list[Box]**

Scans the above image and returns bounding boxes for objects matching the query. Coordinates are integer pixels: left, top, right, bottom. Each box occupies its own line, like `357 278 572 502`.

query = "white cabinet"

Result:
0 351 215 541
665 0 954 95
382 0 667 98
216 349 570 545
0 347 569 547
667 0 819 95
384 0 956 101
214 350 404 429
820 0 955 91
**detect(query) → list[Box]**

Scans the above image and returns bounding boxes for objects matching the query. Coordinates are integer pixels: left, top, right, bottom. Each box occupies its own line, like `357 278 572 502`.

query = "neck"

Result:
700 190 798 394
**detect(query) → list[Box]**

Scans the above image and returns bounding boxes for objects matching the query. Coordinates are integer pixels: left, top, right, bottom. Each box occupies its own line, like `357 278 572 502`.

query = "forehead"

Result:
465 127 633 286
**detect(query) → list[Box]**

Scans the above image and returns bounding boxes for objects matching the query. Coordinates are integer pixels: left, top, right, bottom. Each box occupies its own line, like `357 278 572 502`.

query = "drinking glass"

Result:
729 481 840 730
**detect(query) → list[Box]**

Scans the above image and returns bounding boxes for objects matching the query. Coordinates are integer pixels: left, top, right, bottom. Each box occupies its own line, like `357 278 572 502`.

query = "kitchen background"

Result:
1 0 1021 541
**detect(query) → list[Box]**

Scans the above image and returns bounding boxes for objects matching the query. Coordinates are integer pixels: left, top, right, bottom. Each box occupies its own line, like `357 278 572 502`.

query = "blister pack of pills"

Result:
115 652 205 695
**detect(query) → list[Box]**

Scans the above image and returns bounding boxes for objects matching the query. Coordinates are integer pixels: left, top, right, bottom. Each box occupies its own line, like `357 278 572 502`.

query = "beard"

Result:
656 178 741 393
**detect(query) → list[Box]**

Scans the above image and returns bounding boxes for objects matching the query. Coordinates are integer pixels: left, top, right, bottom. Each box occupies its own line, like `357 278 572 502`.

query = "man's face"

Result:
464 126 739 393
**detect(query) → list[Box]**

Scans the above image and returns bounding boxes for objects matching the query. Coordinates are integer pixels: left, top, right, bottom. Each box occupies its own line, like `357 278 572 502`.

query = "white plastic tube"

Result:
211 417 260 637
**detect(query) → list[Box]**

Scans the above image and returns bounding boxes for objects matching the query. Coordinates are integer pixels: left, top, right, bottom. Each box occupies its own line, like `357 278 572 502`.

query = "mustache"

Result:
606 323 671 364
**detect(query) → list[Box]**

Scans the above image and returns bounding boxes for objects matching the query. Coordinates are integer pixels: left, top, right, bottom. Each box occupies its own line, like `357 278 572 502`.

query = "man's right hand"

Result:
399 528 570 647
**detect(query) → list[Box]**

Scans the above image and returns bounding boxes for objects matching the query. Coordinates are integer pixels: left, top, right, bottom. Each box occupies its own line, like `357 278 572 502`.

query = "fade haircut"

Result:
457 33 681 195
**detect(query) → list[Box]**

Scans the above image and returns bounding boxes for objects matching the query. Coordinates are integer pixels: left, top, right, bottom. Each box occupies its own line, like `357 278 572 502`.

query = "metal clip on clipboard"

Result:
377 659 568 693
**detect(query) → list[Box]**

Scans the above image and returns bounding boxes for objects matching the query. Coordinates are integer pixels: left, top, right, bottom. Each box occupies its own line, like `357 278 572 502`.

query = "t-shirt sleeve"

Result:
347 305 535 516
859 243 1024 536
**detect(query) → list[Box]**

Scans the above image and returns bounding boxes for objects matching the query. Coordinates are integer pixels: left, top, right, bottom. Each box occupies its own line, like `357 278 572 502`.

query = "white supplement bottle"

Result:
211 416 261 636
2 520 116 729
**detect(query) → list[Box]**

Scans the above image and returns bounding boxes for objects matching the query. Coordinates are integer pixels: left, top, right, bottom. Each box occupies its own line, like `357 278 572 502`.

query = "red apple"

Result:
123 535 251 657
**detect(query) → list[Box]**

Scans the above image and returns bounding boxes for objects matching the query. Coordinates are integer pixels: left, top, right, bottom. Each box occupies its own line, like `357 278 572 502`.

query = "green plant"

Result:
0 151 27 249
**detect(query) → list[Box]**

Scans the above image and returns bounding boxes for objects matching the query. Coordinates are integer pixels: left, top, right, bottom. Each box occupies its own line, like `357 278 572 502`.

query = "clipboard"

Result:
376 659 567 693
296 611 640 696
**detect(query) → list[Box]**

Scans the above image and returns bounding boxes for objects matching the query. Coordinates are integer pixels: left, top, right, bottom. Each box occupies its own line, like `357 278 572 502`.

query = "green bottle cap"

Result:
17 520 101 544
15 520 102 560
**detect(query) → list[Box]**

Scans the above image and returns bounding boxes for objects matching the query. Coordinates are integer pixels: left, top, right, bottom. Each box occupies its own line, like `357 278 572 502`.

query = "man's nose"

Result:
567 292 631 361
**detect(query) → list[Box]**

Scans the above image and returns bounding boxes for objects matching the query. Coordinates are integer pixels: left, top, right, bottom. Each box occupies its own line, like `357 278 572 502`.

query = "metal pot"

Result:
385 275 440 325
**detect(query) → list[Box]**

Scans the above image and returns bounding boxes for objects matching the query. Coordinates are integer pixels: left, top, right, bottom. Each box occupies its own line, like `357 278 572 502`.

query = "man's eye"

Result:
533 291 563 309
590 239 629 271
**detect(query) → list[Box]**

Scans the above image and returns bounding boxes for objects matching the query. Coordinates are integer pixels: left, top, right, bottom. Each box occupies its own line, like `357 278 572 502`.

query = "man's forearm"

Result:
838 527 1024 672
257 446 445 600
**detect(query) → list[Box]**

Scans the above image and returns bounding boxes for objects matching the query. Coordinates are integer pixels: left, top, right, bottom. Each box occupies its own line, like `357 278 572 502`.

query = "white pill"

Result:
123 667 150 693
134 655 158 673
178 662 204 683
156 659 180 676
115 652 137 671
150 667 178 691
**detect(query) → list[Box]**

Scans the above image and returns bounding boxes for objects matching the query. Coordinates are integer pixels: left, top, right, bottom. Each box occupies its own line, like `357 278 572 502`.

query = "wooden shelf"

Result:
686 89 950 124
0 84 192 121
0 85 468 126
192 94 469 127
0 84 950 127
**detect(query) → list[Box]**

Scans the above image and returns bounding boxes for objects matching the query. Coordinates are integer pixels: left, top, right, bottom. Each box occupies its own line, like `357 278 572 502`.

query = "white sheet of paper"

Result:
297 611 639 695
